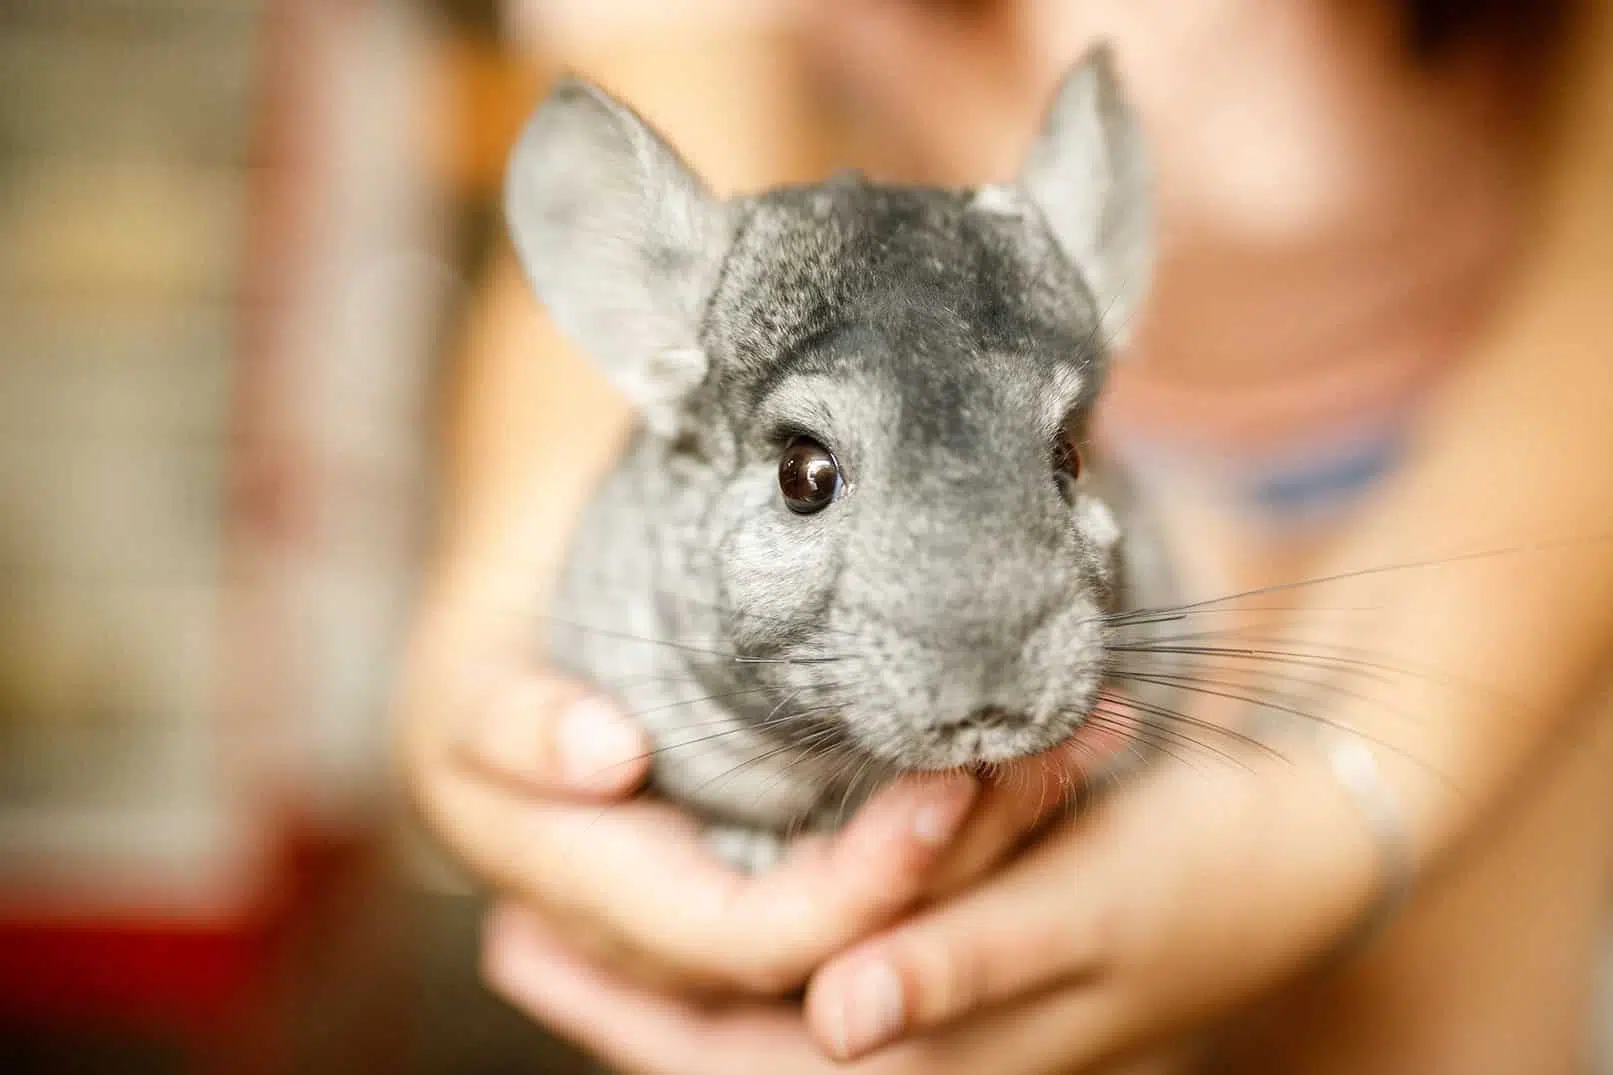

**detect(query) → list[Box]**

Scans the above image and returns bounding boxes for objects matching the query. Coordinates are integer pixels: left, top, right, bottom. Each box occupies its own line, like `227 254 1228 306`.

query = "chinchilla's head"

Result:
506 46 1155 771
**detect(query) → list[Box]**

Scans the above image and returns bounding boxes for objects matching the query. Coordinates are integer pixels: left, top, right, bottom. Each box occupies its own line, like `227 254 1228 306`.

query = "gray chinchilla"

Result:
504 45 1178 871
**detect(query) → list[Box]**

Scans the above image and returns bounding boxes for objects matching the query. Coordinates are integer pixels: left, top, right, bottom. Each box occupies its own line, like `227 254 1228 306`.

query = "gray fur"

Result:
508 46 1175 867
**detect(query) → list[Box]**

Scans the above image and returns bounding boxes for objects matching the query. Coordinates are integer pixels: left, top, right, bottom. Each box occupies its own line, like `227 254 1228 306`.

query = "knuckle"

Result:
729 953 804 996
893 1037 953 1074
1071 885 1131 972
911 935 987 1024
700 898 805 994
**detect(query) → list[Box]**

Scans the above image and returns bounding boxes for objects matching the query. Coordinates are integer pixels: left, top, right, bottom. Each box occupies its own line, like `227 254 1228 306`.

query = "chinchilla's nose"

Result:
930 664 1031 723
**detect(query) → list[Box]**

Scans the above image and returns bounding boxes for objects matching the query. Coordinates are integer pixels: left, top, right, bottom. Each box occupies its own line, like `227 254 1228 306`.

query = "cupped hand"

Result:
396 592 1099 999
479 736 1393 1075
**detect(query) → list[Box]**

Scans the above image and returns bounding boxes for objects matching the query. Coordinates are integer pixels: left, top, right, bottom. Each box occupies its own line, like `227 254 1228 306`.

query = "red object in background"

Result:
0 829 354 1074
0 824 393 1075
0 916 277 1033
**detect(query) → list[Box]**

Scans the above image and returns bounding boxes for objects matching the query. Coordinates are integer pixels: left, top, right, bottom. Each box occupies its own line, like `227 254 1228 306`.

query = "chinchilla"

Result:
504 45 1180 870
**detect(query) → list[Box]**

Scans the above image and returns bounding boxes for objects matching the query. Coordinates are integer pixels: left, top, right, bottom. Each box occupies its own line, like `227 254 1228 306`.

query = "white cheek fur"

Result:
1078 494 1121 549
970 184 1024 217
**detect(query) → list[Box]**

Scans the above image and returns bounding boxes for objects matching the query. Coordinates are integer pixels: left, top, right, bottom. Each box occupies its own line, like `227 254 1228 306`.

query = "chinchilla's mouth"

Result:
874 715 1073 772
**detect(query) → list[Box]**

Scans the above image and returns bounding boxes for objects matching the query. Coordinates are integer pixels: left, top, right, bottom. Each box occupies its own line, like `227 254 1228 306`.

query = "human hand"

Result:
397 587 1109 999
480 733 1395 1074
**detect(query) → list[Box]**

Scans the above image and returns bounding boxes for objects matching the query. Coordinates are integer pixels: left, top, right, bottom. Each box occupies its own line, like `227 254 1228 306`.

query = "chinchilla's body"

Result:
508 47 1179 868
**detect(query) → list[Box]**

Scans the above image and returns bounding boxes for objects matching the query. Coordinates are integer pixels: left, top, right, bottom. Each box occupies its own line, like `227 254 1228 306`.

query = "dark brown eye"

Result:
1054 434 1083 483
779 436 842 514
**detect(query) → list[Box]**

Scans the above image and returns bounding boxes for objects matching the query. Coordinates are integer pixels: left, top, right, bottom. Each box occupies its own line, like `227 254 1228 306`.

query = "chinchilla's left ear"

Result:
1016 44 1154 351
503 77 731 435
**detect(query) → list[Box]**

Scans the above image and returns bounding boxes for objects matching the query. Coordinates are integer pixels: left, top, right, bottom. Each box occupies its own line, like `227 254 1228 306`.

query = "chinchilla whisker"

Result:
597 652 858 677
590 642 850 666
1105 636 1523 714
1103 621 1391 651
557 722 774 791
1088 709 1239 777
732 655 847 666
1107 639 1405 696
591 669 850 694
780 739 869 844
1092 733 1154 797
833 753 880 829
758 728 842 782
759 686 811 727
618 683 842 721
1094 704 1266 772
1026 756 1057 820
619 693 857 764
625 723 850 781
1106 640 1415 686
1102 604 1383 631
631 713 804 740
1106 656 1417 730
1083 712 1180 776
1106 667 1403 752
1084 268 1132 358
551 565 871 641
1100 531 1613 628
542 618 768 660
1106 669 1453 785
670 686 862 732
764 737 857 825
632 725 767 762
683 737 835 807
1119 626 1519 702
772 697 857 720
1089 698 1263 771
455 553 874 637
1069 720 1153 801
1086 708 1214 776
611 726 760 765
544 616 850 664
1093 688 1284 764
587 670 718 690
1052 752 1089 806
1015 754 1071 807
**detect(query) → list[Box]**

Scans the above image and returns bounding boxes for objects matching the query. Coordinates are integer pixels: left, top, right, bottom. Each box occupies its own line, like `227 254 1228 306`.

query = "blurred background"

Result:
0 0 604 1071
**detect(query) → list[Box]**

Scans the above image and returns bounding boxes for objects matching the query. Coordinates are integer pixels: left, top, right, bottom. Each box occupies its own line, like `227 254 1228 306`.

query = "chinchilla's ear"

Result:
504 77 730 435
1017 44 1153 351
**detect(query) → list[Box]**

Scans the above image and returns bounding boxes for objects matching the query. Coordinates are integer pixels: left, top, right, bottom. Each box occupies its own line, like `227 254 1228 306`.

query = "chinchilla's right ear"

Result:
504 77 730 435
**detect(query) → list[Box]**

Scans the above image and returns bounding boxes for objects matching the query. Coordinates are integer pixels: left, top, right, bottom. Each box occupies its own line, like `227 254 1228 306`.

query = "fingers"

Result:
806 805 1117 1060
805 752 1383 1062
395 602 652 806
435 760 981 995
401 607 989 997
482 900 1138 1075
924 721 1137 898
456 673 651 797
481 902 797 1075
693 773 979 990
483 750 1390 1075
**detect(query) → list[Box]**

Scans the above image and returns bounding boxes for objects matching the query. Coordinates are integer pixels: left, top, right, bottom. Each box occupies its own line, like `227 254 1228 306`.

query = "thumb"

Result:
459 672 651 797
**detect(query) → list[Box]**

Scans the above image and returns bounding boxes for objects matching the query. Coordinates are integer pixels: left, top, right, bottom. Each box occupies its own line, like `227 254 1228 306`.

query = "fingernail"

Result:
912 778 977 846
829 960 905 1059
556 698 644 789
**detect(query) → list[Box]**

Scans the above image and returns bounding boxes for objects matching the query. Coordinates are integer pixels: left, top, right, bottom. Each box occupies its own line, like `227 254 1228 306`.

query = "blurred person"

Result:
398 1 1613 1072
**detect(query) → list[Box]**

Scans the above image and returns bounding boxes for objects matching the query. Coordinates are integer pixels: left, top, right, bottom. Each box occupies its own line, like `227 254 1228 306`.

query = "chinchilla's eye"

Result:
1053 433 1083 489
779 436 842 514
